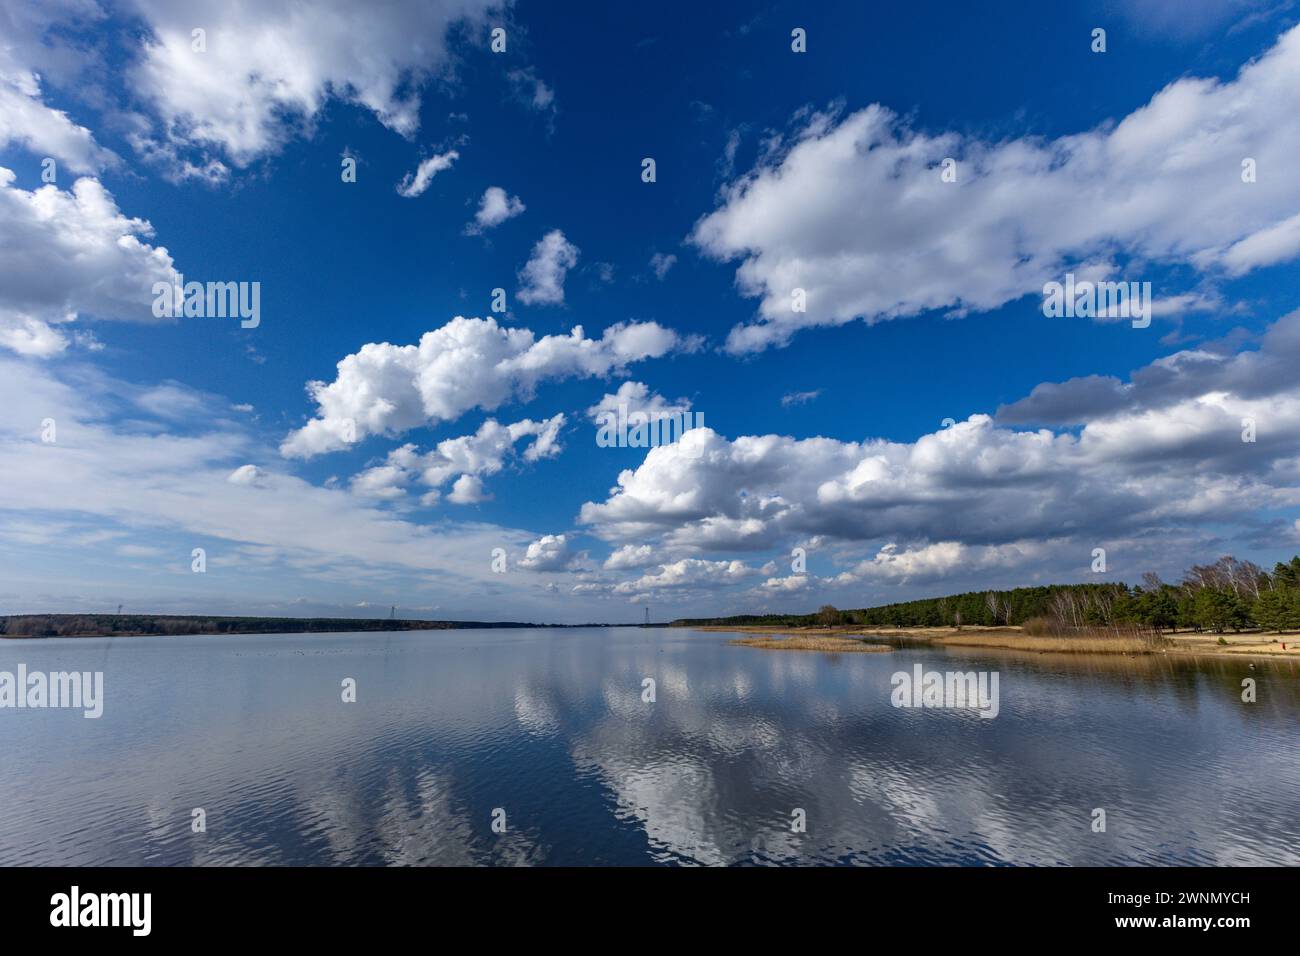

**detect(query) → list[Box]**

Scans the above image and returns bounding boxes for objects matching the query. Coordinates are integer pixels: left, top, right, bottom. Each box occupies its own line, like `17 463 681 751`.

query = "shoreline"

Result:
0 614 645 639
3 616 1296 661
692 624 1300 660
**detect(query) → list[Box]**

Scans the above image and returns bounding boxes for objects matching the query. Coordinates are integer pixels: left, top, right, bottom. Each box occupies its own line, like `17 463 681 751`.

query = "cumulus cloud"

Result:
602 543 665 571
447 473 489 504
226 464 265 486
349 457 413 501
517 229 579 305
613 558 762 595
350 414 566 502
0 169 179 356
580 312 1300 573
999 308 1300 427
0 1 116 174
466 186 525 233
122 0 499 171
396 150 458 197
692 24 1300 352
0 80 115 175
759 574 810 592
586 381 692 424
518 533 576 571
281 316 685 458
835 540 1053 585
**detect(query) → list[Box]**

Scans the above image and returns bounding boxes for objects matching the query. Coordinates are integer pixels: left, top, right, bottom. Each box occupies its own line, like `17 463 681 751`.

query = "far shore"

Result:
694 624 1300 659
0 614 638 639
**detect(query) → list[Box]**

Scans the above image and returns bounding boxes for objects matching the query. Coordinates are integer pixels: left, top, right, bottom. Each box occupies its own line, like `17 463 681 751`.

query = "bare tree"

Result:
816 605 843 627
1183 562 1218 591
1187 556 1265 600
1091 589 1115 626
1047 589 1083 629
1235 559 1264 601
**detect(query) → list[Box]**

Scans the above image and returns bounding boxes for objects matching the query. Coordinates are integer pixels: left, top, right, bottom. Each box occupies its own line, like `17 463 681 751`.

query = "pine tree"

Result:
1193 587 1249 632
1254 588 1288 632
1285 589 1300 631
1274 556 1300 589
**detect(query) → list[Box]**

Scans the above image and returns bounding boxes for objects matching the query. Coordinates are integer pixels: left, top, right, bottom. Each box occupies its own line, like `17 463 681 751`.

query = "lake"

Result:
1 627 1296 865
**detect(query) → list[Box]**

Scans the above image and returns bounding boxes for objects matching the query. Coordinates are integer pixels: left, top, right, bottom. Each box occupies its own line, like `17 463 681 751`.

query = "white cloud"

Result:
349 414 566 502
780 389 821 407
759 574 809 592
518 533 576 571
649 252 677 280
0 169 179 356
0 358 543 596
613 558 761 594
447 473 489 504
123 0 499 170
226 464 265 486
281 316 685 458
586 381 691 424
466 185 525 233
579 311 1300 564
517 229 579 306
0 1 116 174
603 543 664 570
396 149 458 198
999 308 1300 426
1216 211 1300 276
837 540 1052 585
0 80 115 175
692 24 1300 352
348 458 412 500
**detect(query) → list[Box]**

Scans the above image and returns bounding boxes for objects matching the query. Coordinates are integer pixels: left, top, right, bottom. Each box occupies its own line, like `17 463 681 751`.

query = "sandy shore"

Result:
694 624 1300 659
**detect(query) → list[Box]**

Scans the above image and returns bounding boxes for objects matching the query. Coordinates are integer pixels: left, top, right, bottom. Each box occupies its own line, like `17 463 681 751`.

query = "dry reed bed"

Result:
937 633 1158 654
728 634 892 653
704 623 1296 657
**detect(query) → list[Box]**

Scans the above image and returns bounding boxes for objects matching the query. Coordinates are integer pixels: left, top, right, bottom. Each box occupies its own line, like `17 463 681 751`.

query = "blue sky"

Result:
2 0 1300 622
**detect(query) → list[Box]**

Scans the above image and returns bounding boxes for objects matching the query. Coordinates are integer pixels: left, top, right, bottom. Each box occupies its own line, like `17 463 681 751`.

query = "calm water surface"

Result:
1 627 1296 865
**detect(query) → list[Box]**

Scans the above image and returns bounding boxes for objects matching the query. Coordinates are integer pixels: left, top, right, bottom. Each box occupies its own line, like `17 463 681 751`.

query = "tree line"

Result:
674 555 1300 634
0 614 557 638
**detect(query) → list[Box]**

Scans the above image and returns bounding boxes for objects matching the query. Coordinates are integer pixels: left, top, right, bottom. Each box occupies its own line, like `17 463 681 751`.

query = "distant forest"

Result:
0 614 558 638
674 555 1300 634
